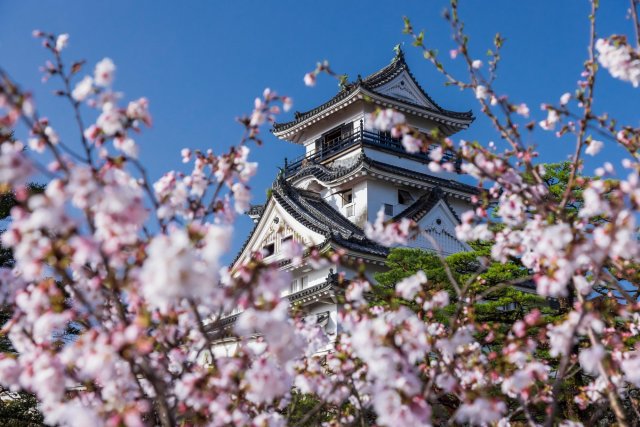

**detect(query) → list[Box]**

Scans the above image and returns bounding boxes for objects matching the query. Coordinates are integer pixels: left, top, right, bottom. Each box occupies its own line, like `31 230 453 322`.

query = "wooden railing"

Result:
283 124 458 177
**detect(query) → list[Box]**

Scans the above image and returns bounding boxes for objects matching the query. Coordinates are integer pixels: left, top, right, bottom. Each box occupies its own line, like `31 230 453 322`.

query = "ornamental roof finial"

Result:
393 44 404 62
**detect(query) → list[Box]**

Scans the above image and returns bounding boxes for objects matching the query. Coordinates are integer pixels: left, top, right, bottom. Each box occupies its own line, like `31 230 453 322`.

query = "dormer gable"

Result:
373 69 438 109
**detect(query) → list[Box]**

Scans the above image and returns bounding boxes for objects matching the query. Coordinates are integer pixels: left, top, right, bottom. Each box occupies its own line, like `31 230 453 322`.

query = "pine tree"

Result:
0 131 46 426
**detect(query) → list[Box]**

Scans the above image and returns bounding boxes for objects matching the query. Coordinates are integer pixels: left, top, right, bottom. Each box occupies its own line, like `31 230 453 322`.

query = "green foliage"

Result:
283 392 332 426
373 246 549 326
0 155 45 425
372 245 565 423
0 392 44 427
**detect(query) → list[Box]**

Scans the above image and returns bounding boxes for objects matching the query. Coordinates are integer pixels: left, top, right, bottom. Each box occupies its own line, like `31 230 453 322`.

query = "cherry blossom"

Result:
365 207 414 246
94 57 116 87
474 85 488 100
395 270 427 300
585 139 604 156
1 5 640 425
71 75 93 101
596 36 640 87
55 33 69 52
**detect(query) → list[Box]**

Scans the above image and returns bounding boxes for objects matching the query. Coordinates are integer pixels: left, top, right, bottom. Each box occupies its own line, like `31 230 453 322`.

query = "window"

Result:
342 189 353 207
263 243 275 257
346 205 355 218
341 122 354 138
301 276 308 289
323 126 343 150
398 189 414 205
384 203 393 216
290 279 300 293
282 235 293 245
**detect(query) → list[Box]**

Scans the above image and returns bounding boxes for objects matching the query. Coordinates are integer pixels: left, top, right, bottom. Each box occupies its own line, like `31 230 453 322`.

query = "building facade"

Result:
216 50 478 349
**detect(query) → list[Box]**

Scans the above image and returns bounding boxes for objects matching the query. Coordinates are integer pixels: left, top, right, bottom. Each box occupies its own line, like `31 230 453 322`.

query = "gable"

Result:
233 198 326 268
374 70 438 110
409 200 470 255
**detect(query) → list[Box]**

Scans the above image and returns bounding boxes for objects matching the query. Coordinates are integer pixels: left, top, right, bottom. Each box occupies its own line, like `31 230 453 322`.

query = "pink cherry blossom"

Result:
94 57 116 87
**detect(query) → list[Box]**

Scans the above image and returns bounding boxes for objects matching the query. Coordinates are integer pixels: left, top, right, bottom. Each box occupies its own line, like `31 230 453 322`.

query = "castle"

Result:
216 49 477 347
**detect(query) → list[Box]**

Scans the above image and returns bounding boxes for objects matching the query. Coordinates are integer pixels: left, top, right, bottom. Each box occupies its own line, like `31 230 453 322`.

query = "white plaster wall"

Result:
365 179 410 222
447 197 473 219
363 148 459 181
306 265 334 287
301 105 365 155
352 180 368 227
362 102 441 133
211 340 240 359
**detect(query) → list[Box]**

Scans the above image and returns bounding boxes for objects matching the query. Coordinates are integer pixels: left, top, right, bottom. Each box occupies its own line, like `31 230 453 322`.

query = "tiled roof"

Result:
287 152 479 196
272 179 363 239
232 178 389 267
393 187 462 224
365 157 479 195
393 187 443 222
272 49 473 134
359 48 473 120
288 152 367 182
207 271 344 336
246 204 264 217
272 179 389 257
324 234 389 258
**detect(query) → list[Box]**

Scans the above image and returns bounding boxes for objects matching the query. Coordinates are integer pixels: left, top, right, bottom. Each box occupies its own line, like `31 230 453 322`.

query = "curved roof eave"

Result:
272 87 473 141
272 50 474 141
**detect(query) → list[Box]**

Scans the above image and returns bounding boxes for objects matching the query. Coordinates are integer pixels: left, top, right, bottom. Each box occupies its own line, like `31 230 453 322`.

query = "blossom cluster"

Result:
1 3 640 426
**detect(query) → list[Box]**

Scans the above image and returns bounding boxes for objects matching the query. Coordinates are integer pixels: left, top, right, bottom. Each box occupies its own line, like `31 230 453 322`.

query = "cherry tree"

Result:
0 1 639 426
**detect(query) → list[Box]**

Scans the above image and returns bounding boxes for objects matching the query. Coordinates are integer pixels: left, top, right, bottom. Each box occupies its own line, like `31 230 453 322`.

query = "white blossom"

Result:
72 76 93 101
55 33 69 52
94 57 116 87
474 85 488 100
396 271 427 300
585 139 604 156
596 37 640 87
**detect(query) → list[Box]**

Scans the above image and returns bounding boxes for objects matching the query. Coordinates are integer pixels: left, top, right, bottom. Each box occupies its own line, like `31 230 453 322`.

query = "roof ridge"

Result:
393 188 440 222
365 158 479 194
272 50 474 136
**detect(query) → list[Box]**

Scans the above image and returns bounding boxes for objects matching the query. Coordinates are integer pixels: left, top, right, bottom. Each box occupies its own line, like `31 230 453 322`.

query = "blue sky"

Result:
1 1 638 261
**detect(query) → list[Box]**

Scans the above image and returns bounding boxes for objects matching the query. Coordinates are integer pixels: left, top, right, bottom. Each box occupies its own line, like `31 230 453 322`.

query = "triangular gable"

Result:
373 69 438 110
233 197 326 268
409 199 471 255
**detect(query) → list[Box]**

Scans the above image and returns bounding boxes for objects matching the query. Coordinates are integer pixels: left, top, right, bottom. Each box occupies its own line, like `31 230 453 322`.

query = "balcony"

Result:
283 125 459 177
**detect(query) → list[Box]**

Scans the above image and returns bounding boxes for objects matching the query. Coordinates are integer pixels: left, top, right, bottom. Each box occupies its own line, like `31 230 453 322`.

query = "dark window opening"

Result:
436 218 442 225
398 189 415 205
342 189 353 207
384 203 393 216
263 243 275 257
323 127 343 151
